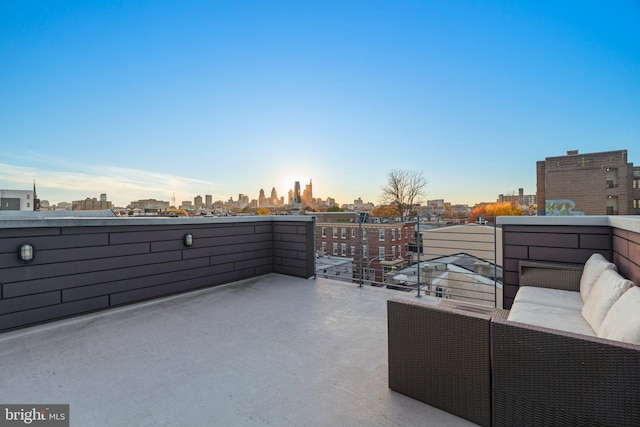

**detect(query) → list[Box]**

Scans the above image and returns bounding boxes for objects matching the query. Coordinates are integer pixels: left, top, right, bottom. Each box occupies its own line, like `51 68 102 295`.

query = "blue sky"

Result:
1 1 639 207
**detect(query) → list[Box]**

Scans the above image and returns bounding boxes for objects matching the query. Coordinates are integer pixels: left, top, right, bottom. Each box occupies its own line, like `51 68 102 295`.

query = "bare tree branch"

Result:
380 169 427 221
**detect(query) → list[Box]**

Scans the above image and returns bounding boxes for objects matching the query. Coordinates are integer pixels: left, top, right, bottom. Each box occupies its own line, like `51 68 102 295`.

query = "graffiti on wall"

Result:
546 200 585 216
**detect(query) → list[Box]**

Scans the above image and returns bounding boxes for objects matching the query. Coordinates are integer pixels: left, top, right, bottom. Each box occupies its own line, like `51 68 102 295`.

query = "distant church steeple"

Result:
33 180 41 211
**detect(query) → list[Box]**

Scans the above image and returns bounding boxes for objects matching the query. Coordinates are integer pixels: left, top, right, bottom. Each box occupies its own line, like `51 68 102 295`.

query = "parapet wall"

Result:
0 216 315 332
498 216 640 309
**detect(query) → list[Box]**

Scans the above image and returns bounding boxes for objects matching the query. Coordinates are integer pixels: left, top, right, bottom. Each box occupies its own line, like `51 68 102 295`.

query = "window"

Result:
341 243 347 256
379 246 385 259
634 179 640 189
391 246 395 258
391 229 396 241
341 228 346 239
351 229 356 238
27 194 30 200
333 227 338 238
634 199 640 209
379 229 385 241
362 229 367 240
605 168 618 188
350 246 356 255
436 286 449 299
363 245 368 258
398 245 402 258
332 243 338 255
321 242 327 255
321 227 326 238
27 203 30 208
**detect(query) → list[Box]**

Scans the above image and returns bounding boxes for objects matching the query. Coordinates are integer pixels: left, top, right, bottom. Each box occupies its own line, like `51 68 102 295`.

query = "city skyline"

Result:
1 2 639 207
23 174 528 210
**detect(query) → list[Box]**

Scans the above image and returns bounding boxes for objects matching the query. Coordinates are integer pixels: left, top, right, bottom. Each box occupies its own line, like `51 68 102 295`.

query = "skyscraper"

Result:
302 179 313 206
258 189 268 207
294 181 301 204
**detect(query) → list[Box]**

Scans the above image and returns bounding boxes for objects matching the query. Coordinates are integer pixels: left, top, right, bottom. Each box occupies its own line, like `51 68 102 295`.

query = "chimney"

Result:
474 261 491 278
567 150 579 156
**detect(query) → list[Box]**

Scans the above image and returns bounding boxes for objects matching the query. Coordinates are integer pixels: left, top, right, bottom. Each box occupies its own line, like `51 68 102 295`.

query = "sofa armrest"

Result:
519 260 583 292
387 298 494 427
491 316 640 427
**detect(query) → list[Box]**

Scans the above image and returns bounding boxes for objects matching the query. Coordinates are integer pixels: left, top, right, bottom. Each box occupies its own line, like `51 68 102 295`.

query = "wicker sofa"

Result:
388 254 640 427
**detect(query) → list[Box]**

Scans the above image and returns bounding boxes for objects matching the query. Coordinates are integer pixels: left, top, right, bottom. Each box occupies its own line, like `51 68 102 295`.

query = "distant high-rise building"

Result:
294 182 301 204
130 199 170 211
258 189 268 207
205 194 212 209
236 194 249 208
72 195 112 210
302 180 313 206
497 188 536 208
270 187 279 206
194 195 203 210
537 149 640 216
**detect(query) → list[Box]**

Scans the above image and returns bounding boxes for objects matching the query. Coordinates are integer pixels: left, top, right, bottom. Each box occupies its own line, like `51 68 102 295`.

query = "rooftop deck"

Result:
0 274 474 426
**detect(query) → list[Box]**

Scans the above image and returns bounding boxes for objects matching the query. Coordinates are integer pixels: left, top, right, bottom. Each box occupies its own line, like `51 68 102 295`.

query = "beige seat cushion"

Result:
514 286 583 311
598 286 640 344
582 269 634 332
508 301 596 337
580 253 616 303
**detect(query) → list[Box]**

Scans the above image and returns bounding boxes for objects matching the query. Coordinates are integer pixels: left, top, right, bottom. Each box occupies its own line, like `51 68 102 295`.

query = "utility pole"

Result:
416 228 422 298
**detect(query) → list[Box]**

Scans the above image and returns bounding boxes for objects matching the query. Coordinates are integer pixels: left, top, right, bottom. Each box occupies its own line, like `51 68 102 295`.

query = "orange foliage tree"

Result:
469 201 522 223
370 205 400 218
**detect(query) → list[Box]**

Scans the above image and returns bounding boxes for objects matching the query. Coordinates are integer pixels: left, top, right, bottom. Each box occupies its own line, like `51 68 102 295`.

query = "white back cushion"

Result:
582 269 634 332
598 286 640 344
580 253 616 303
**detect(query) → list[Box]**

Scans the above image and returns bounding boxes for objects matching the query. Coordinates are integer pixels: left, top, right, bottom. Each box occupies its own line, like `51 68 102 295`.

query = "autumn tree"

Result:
370 205 400 218
255 207 271 216
380 169 427 221
469 201 522 223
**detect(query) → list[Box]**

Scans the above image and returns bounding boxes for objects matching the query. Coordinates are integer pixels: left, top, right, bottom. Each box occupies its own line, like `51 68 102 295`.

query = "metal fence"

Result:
319 222 502 308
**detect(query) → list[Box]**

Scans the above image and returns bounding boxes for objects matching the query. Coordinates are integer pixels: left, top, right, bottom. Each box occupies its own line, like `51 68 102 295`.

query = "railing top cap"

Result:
497 215 640 233
0 215 314 229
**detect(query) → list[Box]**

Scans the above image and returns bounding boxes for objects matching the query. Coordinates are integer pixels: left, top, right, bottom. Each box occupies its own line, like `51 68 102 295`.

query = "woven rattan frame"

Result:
388 298 495 427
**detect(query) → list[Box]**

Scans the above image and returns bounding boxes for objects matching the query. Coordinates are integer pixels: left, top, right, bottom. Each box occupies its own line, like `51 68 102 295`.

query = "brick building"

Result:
537 149 640 216
312 212 416 284
72 195 113 210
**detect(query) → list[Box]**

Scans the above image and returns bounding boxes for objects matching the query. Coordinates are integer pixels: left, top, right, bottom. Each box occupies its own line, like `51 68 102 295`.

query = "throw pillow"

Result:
580 253 616 303
598 286 640 344
582 269 634 332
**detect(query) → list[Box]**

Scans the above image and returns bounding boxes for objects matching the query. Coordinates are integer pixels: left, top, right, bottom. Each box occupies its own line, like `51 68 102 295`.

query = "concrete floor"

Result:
0 274 477 426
